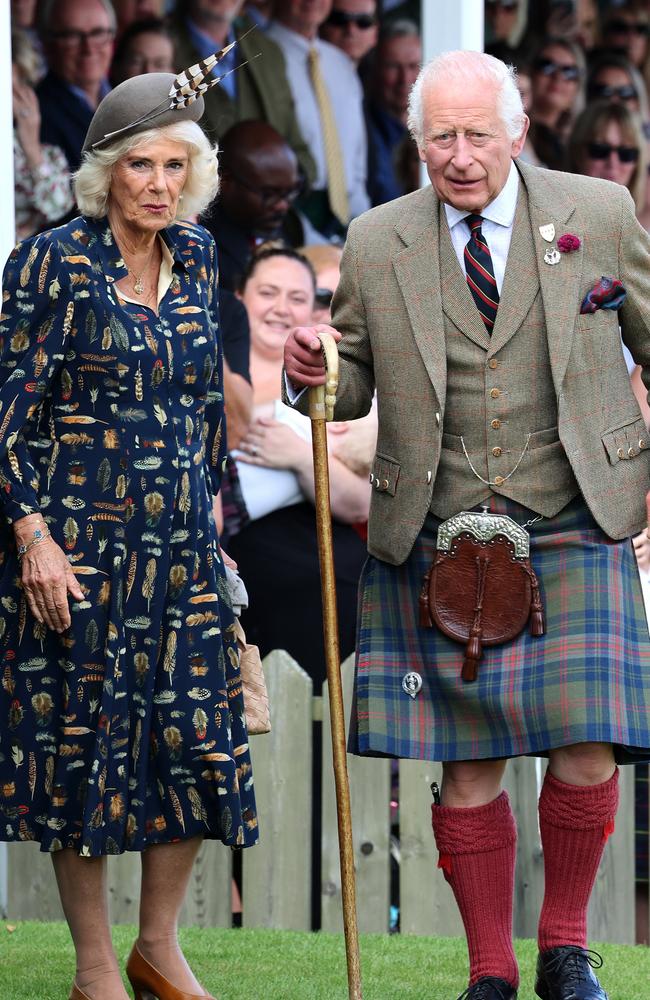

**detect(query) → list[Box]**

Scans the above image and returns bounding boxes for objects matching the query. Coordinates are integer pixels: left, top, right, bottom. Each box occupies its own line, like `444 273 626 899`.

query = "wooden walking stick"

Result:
308 331 363 1000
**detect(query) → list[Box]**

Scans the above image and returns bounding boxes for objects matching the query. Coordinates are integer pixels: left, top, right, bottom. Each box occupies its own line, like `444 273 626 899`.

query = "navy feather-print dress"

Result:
0 216 258 855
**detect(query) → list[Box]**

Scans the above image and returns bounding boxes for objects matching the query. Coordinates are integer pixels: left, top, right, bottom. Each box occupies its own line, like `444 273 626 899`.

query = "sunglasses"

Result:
589 82 638 102
486 0 519 8
326 10 377 29
315 288 334 308
534 57 580 81
586 141 639 163
607 19 649 36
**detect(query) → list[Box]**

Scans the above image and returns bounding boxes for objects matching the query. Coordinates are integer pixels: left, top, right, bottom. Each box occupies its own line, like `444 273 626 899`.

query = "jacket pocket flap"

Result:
602 415 649 465
371 453 400 495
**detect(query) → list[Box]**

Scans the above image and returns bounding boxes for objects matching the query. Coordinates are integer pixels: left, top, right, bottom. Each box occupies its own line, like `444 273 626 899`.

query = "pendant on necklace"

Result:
134 275 144 294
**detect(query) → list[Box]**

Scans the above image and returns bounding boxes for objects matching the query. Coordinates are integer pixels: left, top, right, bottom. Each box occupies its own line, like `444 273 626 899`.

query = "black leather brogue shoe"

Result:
535 946 608 999
457 976 518 1000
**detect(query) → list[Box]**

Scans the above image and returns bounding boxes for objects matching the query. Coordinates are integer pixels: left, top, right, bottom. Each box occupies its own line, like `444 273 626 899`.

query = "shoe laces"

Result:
543 947 604 983
457 977 513 1000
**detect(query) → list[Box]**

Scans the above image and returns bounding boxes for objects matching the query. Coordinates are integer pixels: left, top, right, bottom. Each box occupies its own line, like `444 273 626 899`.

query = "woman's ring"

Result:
250 444 258 457
19 110 30 119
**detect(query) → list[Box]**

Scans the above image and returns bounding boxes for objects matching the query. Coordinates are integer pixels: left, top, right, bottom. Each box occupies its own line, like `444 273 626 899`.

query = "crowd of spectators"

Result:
8 0 650 938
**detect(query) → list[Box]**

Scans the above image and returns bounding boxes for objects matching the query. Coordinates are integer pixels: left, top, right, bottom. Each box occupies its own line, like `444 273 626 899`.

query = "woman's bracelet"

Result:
16 526 51 559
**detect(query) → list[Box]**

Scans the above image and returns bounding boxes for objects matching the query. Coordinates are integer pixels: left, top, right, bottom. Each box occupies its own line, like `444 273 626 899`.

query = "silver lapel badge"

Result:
402 671 423 699
544 248 561 266
539 223 555 242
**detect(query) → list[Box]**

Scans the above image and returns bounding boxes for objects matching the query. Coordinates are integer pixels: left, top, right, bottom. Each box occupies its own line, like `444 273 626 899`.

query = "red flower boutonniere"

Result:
557 233 581 253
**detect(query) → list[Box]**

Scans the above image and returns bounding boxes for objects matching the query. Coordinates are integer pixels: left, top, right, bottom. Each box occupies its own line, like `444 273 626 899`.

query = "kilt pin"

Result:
289 158 650 998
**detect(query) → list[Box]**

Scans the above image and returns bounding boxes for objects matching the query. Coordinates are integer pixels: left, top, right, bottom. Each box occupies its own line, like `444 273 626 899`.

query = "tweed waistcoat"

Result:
430 186 579 519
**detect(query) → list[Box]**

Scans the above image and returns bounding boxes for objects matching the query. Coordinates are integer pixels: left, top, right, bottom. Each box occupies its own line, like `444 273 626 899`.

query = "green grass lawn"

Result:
2 922 649 1000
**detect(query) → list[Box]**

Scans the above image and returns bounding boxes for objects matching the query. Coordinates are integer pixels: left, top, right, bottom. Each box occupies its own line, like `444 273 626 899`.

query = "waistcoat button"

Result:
488 359 498 369
490 388 500 399
491 419 501 430
492 446 502 457
494 475 505 486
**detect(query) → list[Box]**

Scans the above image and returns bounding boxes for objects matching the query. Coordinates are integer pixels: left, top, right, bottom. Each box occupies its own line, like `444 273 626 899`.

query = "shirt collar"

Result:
187 18 236 66
270 20 317 52
444 160 519 231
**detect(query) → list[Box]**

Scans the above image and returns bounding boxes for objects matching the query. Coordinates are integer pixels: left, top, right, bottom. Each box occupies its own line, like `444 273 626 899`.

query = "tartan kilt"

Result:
349 496 650 764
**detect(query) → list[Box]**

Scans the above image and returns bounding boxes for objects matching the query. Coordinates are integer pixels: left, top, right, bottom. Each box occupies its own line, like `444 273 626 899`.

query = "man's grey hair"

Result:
74 121 219 219
407 50 526 150
39 0 117 35
378 18 419 43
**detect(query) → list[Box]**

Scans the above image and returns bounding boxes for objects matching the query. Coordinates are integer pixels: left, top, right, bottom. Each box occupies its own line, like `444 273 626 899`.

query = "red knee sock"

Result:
537 768 619 952
431 791 519 988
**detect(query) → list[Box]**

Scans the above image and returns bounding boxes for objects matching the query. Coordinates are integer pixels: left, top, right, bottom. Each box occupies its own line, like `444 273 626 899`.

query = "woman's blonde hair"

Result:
74 121 219 219
567 101 648 212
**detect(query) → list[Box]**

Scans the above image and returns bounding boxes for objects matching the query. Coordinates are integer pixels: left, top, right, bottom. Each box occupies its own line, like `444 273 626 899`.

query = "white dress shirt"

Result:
443 160 520 295
266 21 370 219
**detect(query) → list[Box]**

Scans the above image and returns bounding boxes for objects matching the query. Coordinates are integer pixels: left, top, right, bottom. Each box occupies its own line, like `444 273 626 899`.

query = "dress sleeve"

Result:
0 236 71 523
203 240 227 497
28 144 74 224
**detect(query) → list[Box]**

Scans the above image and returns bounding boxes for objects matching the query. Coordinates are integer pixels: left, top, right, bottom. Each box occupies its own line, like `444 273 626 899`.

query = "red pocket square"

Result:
580 277 626 314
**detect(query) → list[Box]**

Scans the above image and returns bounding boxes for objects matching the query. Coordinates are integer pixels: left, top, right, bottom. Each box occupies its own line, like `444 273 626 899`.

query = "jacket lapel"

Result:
392 187 447 411
517 160 583 393
489 182 540 354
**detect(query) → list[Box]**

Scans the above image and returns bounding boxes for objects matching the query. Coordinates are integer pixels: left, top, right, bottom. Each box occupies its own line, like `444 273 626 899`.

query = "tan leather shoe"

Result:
126 943 216 1000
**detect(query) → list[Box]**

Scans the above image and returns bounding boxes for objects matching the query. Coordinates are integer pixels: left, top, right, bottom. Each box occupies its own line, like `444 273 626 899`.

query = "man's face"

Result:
419 79 528 212
320 0 378 64
221 145 301 233
189 0 245 26
45 0 114 89
277 0 333 36
376 34 422 119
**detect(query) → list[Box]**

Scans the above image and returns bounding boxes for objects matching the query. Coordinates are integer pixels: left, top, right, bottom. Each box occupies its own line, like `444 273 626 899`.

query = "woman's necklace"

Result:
120 240 160 298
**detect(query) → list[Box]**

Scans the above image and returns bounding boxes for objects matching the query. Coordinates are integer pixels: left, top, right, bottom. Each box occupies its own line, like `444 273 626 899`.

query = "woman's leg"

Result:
52 848 129 999
136 836 206 993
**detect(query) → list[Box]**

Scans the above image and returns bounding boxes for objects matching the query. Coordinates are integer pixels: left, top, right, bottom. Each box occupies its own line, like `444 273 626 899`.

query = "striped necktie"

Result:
464 214 499 333
307 46 350 227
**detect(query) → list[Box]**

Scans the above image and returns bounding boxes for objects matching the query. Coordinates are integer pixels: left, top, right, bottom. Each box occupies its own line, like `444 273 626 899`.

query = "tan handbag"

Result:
234 618 271 735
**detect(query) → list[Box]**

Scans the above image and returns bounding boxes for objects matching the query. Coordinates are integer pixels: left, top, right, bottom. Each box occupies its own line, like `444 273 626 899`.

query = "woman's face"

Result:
242 256 315 361
607 11 649 69
582 119 639 190
590 66 640 113
109 137 189 234
532 44 580 114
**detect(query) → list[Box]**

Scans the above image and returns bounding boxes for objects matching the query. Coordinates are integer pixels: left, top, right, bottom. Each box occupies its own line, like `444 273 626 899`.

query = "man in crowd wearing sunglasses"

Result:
320 0 379 65
284 49 650 1000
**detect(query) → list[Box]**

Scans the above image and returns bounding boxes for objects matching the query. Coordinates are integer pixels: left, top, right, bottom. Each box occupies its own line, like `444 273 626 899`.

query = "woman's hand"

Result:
239 417 311 471
13 74 43 170
633 529 650 574
16 526 85 633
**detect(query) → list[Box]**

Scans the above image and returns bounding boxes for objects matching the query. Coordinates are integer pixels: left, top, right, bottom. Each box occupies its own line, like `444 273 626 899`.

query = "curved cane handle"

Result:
308 330 339 421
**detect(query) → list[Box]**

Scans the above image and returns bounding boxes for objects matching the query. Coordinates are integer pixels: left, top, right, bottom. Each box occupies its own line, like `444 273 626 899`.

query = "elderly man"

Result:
170 0 316 185
268 0 370 236
365 19 421 204
285 50 650 1000
36 0 115 170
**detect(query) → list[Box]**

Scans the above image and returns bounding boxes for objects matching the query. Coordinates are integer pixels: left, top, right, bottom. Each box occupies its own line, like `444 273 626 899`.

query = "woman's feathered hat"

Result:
82 38 249 154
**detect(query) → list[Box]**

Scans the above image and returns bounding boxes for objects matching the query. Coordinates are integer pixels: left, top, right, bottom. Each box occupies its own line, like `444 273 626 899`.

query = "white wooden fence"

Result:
2 652 647 945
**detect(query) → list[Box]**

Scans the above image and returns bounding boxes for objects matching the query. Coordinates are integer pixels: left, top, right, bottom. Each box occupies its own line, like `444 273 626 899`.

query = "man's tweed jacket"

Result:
302 160 650 565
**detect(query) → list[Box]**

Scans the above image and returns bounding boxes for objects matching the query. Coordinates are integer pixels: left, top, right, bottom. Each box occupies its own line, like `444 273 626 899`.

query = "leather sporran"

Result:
419 510 545 682
234 618 271 735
